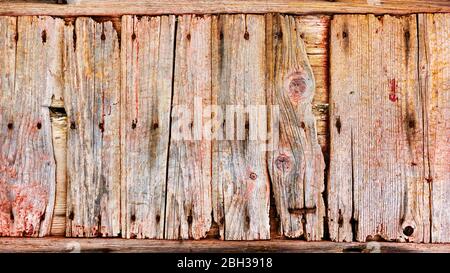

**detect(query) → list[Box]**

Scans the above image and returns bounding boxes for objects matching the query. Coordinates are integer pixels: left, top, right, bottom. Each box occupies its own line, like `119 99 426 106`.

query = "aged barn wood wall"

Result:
0 12 448 243
329 14 449 243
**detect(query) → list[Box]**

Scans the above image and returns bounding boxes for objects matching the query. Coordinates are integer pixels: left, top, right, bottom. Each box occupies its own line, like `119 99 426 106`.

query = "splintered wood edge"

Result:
0 238 449 253
0 1 449 16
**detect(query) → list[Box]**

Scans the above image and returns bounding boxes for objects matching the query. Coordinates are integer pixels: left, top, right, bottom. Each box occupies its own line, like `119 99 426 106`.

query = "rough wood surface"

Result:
0 237 450 253
212 15 270 240
266 14 325 240
165 15 212 240
0 16 62 237
0 1 449 16
65 18 121 237
121 15 176 239
329 15 429 242
419 14 450 243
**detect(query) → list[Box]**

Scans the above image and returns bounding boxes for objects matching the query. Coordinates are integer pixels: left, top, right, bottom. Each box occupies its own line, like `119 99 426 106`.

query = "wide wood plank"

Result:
1 1 449 16
0 16 61 237
329 15 429 242
212 15 270 240
65 18 121 237
419 14 450 243
266 14 325 240
165 15 212 239
121 15 176 239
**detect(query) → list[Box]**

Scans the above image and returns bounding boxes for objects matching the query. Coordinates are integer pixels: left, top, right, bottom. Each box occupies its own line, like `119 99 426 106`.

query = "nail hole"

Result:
101 32 106 40
244 31 249 40
68 211 74 220
342 31 348 38
7 123 13 130
130 215 136 222
41 30 47 43
155 214 160 223
70 121 76 130
131 33 136 40
186 33 191 41
187 215 193 224
249 172 257 180
335 116 342 134
131 121 137 129
300 122 306 129
403 226 414 236
37 122 42 130
99 122 104 132
152 123 159 130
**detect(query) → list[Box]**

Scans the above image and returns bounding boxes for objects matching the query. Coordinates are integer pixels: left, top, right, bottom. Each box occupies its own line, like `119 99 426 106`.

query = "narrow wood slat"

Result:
1 1 450 16
165 15 212 239
266 14 325 240
121 15 176 239
329 15 429 242
212 15 270 240
65 18 121 237
419 14 450 243
0 16 62 237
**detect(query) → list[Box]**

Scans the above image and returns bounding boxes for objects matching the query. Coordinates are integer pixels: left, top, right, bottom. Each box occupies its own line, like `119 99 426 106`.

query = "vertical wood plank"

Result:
165 15 212 239
65 18 121 237
329 15 429 242
0 16 63 237
419 14 450 243
121 15 176 239
266 14 325 240
212 15 270 240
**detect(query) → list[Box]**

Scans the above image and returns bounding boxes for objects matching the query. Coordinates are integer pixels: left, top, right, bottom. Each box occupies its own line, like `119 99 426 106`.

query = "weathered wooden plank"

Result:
1 1 450 16
419 14 450 243
329 15 429 242
212 15 270 240
165 15 212 240
64 18 121 237
1 237 450 253
266 14 325 240
0 16 63 237
121 15 176 239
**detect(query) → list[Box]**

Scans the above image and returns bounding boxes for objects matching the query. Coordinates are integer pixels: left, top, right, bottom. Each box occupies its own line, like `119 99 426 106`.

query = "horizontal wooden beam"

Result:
0 238 449 253
0 1 449 16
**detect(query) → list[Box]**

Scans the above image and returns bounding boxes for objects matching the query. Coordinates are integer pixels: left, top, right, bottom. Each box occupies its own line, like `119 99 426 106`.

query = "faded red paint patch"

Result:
388 79 398 102
10 183 48 236
0 181 12 236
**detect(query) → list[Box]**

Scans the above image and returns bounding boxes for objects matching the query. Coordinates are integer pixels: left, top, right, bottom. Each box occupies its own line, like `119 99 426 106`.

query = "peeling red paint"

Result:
388 78 398 102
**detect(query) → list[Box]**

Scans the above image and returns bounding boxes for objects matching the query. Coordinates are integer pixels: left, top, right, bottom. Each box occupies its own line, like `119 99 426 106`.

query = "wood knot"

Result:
249 172 257 180
403 226 414 236
275 154 291 171
285 72 309 104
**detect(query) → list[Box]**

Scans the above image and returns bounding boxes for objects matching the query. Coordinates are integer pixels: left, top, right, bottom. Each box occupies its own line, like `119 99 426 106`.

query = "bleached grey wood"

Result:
419 13 450 243
212 15 270 240
329 15 429 242
64 18 121 237
0 16 61 237
121 15 176 239
165 15 212 240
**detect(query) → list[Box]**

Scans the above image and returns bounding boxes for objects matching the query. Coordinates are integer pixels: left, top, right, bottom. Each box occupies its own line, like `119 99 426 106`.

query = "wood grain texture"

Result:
165 15 212 240
419 14 450 243
121 15 176 239
1 1 449 16
1 237 450 253
64 18 121 237
266 14 325 240
0 16 62 237
329 15 429 242
212 15 270 240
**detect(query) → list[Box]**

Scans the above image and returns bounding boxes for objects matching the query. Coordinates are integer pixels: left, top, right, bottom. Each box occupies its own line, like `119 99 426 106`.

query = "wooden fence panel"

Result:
165 15 213 239
65 18 121 237
121 15 176 239
419 14 450 243
266 14 325 240
329 15 429 242
0 16 62 237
